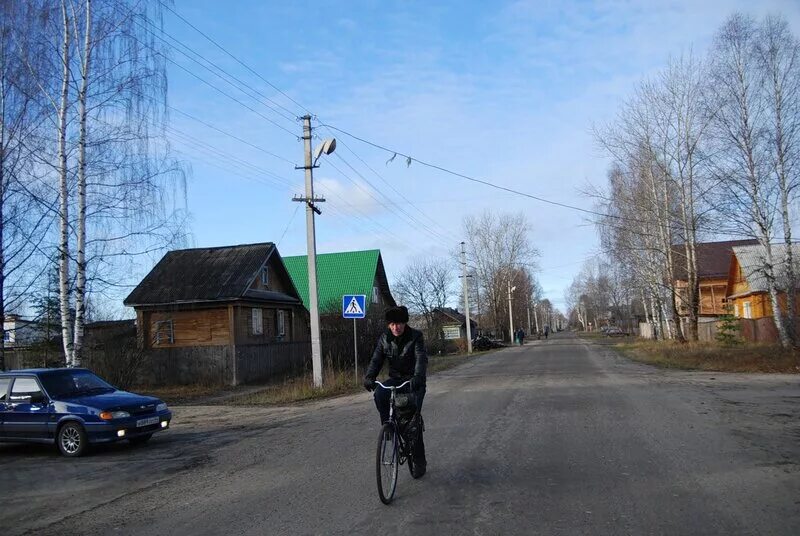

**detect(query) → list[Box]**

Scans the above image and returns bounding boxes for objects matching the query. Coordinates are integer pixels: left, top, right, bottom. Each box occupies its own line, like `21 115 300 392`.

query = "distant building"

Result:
3 314 48 349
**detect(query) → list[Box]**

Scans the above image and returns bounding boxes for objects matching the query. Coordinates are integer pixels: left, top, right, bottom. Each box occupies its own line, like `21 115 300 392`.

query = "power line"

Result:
158 1 309 116
166 126 296 189
321 123 645 222
319 126 454 239
146 3 465 245
330 152 459 244
130 11 298 124
164 103 296 166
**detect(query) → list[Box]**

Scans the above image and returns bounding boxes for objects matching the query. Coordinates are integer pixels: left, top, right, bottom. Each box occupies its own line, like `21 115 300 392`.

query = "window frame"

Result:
261 267 269 286
252 308 264 336
154 319 174 345
372 286 379 304
277 310 286 337
742 301 752 319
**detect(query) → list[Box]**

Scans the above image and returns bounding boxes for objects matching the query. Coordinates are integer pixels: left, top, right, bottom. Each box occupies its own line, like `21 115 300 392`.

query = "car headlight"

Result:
100 410 130 420
156 403 168 412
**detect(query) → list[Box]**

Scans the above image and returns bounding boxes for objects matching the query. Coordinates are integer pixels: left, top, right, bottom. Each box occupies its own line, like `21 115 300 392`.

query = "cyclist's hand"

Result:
411 375 425 391
363 377 376 392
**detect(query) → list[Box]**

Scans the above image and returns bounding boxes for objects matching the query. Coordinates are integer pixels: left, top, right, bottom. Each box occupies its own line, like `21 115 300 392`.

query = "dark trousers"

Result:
373 378 427 464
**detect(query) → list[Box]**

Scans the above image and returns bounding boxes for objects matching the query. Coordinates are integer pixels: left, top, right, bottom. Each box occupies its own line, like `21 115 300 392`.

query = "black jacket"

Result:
365 327 428 382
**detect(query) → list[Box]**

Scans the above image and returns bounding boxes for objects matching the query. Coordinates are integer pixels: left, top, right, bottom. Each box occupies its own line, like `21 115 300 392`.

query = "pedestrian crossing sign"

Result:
342 295 366 319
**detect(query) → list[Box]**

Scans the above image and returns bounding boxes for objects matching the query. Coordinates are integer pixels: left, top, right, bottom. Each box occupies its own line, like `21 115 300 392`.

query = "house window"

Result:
3 330 9 342
743 301 752 319
261 267 269 287
252 308 263 335
372 286 379 304
154 320 174 345
277 310 286 337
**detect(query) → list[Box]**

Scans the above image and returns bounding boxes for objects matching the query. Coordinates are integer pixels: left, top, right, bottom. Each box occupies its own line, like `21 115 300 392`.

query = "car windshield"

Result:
39 370 115 398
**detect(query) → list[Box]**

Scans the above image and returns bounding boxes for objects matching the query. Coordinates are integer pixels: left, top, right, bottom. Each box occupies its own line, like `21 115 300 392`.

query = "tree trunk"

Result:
57 1 73 366
72 0 91 367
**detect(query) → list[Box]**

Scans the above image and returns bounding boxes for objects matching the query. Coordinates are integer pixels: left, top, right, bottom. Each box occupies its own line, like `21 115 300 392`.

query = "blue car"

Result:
0 368 172 457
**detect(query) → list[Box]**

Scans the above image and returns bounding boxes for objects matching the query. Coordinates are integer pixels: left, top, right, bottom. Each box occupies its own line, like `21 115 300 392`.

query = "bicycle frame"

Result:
375 380 414 458
374 379 418 504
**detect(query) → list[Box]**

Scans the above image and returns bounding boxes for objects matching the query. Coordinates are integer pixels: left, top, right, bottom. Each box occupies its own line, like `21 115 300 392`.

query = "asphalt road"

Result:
4 332 799 535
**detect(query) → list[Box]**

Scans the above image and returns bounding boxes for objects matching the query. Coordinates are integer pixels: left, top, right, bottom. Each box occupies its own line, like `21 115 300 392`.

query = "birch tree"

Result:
20 0 186 366
756 15 800 343
707 14 795 347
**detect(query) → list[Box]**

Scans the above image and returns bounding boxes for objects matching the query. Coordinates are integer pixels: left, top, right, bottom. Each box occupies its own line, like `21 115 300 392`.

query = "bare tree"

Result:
18 0 187 366
756 15 800 343
707 13 795 347
394 256 454 332
462 211 539 339
0 1 57 370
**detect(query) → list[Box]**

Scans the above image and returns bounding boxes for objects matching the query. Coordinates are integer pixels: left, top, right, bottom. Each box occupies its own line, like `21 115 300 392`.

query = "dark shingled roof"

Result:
673 239 759 281
124 242 298 306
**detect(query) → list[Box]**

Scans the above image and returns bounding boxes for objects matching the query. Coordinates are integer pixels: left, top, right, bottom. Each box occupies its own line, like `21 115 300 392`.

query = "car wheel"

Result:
128 433 153 446
57 422 88 457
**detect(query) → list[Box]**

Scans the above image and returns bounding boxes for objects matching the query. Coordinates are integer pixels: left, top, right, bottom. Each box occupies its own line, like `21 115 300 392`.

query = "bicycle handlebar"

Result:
374 380 412 390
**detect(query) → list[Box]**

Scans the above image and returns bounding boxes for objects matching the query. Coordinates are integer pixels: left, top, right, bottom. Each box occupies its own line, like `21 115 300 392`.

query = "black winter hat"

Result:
385 306 409 323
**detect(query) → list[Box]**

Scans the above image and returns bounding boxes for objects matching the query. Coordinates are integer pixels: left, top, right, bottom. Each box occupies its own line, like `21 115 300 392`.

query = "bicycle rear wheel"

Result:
376 422 399 504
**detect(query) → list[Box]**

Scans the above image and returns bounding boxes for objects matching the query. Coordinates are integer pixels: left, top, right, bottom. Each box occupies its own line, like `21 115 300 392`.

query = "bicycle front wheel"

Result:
376 422 399 504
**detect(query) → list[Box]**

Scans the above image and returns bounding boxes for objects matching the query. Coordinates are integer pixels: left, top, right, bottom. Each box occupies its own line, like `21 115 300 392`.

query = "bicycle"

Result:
374 380 423 504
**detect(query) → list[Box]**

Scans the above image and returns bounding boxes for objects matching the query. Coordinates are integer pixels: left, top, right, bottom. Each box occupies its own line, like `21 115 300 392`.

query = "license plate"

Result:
136 416 159 427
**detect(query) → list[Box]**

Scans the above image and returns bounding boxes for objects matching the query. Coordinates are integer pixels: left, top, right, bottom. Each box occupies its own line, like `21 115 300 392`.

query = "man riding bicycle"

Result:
363 305 428 478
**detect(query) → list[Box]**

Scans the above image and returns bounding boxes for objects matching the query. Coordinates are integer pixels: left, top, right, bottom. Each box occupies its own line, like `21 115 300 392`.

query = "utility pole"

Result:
460 242 473 354
294 115 325 388
527 303 532 335
507 279 515 343
533 301 539 335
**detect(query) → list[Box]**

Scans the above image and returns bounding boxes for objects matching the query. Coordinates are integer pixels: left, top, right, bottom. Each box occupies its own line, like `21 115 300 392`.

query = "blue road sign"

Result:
342 295 366 319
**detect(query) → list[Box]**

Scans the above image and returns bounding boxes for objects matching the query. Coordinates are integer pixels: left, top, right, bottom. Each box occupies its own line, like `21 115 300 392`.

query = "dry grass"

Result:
228 350 487 406
229 369 361 406
614 339 800 373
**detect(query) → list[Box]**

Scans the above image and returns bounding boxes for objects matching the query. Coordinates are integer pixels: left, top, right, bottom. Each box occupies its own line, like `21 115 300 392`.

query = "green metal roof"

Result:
283 250 382 313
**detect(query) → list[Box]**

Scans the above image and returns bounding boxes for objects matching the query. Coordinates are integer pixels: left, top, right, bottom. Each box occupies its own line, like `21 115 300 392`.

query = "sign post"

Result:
342 295 366 383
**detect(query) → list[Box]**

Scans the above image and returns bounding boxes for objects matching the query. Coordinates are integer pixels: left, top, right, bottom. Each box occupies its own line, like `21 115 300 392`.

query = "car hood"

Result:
58 391 160 410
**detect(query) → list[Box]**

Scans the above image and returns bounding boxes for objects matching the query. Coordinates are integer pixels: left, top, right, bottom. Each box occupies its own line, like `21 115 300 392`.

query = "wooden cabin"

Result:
725 243 800 320
673 240 757 319
124 242 309 385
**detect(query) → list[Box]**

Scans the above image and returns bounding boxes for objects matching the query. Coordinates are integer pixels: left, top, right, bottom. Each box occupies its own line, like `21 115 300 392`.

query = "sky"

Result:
160 0 800 313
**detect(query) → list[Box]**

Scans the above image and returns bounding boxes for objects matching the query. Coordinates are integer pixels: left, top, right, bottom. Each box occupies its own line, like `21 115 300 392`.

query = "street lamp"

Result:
295 115 336 388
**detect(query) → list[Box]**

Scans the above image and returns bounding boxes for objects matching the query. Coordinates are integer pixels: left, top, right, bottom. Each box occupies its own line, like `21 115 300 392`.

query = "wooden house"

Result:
725 243 800 319
124 242 309 385
673 240 757 321
431 307 477 342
